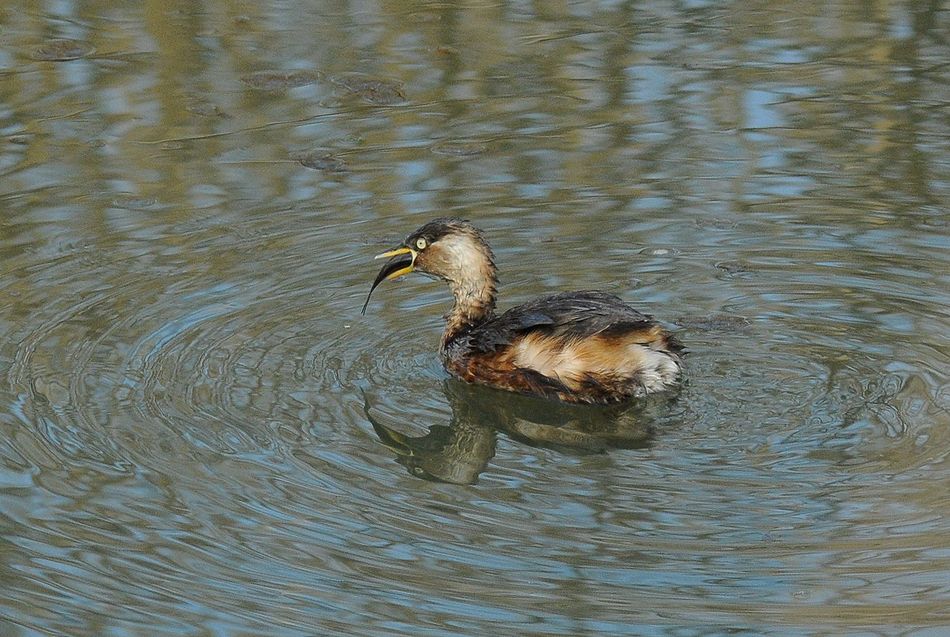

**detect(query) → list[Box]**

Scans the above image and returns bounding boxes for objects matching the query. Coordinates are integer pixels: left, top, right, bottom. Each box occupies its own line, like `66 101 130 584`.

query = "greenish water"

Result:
1 1 948 635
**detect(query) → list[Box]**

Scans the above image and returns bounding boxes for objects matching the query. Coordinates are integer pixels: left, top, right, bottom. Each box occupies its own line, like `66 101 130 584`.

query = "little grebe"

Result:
362 218 683 404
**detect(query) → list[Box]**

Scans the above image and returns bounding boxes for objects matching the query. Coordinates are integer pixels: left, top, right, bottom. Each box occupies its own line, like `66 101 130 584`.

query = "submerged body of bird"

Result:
363 218 683 405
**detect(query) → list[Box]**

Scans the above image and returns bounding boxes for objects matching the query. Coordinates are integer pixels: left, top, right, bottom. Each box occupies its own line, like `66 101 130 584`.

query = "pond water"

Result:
1 1 948 635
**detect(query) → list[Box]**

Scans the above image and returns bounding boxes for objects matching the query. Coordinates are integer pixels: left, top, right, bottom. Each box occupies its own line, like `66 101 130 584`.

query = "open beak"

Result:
360 246 417 315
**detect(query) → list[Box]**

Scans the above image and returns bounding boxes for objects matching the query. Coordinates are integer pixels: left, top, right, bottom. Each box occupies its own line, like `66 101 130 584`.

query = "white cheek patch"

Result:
436 234 491 279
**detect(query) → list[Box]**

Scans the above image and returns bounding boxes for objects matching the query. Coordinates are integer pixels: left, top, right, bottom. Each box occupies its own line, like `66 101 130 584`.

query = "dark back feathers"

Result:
470 290 657 353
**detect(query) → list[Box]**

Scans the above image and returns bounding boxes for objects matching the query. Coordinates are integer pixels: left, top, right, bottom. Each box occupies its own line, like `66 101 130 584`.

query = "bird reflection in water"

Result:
364 379 678 485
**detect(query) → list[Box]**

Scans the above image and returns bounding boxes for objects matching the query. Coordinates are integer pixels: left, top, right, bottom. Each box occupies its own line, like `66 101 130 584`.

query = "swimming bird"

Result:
362 218 683 404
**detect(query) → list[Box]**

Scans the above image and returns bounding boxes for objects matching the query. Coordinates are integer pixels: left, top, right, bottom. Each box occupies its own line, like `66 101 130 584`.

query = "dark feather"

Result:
469 290 657 353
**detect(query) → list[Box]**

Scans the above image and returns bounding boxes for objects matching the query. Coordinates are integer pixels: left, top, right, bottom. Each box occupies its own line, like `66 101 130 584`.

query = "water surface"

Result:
1 1 948 635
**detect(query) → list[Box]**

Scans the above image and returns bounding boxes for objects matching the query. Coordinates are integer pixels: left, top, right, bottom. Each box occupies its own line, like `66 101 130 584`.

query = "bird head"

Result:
361 218 493 314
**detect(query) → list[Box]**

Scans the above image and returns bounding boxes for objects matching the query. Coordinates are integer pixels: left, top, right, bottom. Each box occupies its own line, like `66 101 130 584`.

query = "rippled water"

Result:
1 2 948 635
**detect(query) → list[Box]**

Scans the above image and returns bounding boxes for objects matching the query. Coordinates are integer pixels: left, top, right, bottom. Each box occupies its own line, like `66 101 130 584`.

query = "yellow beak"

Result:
361 246 418 315
373 246 417 281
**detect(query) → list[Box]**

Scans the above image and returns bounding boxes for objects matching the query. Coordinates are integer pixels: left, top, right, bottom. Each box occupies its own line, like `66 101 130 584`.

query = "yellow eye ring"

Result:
415 238 427 250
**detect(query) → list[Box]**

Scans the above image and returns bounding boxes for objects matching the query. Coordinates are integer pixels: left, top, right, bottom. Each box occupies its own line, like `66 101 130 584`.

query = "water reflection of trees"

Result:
4 1 945 243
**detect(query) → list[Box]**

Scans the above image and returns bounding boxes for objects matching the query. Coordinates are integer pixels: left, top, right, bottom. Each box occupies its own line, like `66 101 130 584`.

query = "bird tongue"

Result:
361 252 414 315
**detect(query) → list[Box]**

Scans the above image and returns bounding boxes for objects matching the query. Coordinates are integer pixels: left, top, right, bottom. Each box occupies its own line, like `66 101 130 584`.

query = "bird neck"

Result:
441 268 497 348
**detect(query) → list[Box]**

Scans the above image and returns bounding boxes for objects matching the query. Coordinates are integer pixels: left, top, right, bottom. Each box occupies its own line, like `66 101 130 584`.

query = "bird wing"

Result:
470 291 657 352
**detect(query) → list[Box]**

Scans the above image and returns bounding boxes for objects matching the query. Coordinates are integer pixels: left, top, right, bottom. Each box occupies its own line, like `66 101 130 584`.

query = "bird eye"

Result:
415 238 427 250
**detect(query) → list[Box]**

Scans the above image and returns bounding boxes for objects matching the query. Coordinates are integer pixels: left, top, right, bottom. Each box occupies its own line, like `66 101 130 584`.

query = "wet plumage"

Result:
363 218 683 404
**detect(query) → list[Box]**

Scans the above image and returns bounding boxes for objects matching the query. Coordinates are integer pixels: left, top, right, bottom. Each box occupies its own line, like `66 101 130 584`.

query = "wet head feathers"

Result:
406 218 496 285
405 217 473 246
